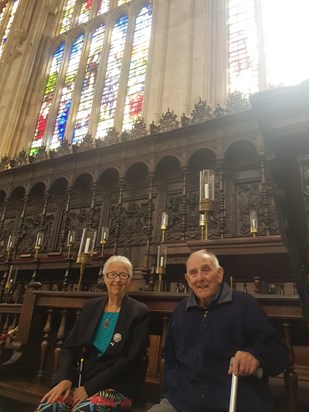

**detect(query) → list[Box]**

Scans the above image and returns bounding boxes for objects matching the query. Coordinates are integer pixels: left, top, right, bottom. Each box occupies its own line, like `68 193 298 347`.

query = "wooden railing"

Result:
0 303 22 365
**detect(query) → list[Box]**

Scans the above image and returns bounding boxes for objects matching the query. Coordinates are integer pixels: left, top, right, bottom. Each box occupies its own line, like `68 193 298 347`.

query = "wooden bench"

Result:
0 379 158 411
0 379 49 407
0 290 167 411
0 289 306 411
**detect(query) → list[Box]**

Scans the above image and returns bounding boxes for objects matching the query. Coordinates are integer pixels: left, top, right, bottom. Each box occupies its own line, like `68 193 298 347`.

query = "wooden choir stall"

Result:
0 83 309 411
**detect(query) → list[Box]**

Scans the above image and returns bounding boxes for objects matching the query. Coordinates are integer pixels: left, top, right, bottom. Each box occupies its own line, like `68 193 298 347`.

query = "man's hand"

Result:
40 380 72 404
228 351 260 377
73 386 88 406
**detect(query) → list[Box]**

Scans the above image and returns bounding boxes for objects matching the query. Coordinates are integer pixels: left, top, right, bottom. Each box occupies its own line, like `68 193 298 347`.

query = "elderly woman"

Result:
36 255 150 412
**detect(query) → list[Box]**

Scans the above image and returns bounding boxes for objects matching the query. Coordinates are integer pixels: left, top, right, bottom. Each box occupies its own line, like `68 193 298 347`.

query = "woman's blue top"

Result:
93 312 119 356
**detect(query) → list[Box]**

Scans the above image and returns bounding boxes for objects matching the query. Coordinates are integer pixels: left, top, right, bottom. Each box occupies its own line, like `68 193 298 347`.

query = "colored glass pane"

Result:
0 1 9 26
0 0 19 59
31 43 65 150
50 34 85 148
96 15 128 139
118 0 130 5
122 4 152 131
73 24 105 143
228 0 259 95
60 0 75 34
78 0 93 24
98 0 110 15
262 0 309 88
228 0 309 94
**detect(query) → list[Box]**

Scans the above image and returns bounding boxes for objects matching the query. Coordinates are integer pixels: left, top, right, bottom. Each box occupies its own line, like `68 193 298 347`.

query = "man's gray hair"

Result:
187 249 221 270
103 255 133 277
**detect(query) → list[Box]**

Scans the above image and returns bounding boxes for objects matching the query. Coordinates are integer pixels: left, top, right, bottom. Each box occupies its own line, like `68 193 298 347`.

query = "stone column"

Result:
0 0 60 157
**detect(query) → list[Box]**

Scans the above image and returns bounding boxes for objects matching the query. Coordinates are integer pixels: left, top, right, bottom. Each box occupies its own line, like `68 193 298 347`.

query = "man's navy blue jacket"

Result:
162 283 289 412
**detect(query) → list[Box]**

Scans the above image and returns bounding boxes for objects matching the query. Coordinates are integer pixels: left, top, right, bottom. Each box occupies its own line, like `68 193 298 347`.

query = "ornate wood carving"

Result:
166 195 182 240
216 159 226 238
130 118 147 140
59 186 72 251
113 180 124 253
186 192 200 238
250 82 309 319
0 97 301 307
88 183 97 228
237 182 262 236
144 173 154 269
190 98 213 123
259 155 270 235
180 167 187 240
15 195 29 254
150 109 179 134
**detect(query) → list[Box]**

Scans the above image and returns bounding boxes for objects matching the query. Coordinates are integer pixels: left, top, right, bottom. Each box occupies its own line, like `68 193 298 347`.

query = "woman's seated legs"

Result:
147 398 177 412
35 389 132 412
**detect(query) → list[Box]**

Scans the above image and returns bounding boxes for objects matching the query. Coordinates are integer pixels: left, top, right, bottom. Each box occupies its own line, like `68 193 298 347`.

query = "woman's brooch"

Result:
110 333 122 346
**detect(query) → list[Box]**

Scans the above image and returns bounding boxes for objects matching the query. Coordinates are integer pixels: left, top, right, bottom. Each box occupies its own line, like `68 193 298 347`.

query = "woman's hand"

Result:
40 380 72 404
73 386 88 405
228 351 260 377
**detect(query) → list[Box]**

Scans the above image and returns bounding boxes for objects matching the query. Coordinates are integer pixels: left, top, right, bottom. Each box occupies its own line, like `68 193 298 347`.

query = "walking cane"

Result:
229 373 239 412
78 346 88 387
78 357 84 387
228 359 263 412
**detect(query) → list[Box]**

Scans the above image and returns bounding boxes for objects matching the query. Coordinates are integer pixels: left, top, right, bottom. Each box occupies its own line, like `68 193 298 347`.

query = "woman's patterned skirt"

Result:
35 388 132 412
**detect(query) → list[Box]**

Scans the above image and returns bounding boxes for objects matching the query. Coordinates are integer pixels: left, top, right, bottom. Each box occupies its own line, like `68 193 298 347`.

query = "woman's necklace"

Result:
103 305 121 329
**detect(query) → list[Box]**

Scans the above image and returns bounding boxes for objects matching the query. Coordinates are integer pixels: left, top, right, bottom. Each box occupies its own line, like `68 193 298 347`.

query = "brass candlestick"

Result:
4 265 13 290
66 229 76 259
249 210 258 237
29 231 44 289
34 230 44 260
62 230 76 291
156 244 167 292
160 212 168 242
199 169 215 240
96 227 109 290
6 235 15 261
76 228 97 291
156 265 165 293
199 213 206 240
199 200 215 241
4 267 18 303
77 252 92 291
100 226 109 256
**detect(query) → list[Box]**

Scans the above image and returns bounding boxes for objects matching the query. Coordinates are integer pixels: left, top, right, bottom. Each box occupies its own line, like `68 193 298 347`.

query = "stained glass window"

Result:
32 1 153 149
31 43 65 151
60 0 95 34
96 15 128 139
50 34 85 149
228 0 259 95
73 24 105 143
122 4 152 131
0 0 20 59
60 0 75 34
261 0 309 88
118 0 130 5
78 0 93 24
0 1 9 26
228 0 309 95
98 0 110 14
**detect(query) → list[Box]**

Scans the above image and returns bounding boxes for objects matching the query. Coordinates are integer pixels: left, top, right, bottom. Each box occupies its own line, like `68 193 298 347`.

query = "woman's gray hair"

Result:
103 255 133 277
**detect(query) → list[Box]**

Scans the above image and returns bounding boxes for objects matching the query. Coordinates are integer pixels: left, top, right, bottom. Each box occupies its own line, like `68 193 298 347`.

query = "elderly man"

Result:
148 249 289 412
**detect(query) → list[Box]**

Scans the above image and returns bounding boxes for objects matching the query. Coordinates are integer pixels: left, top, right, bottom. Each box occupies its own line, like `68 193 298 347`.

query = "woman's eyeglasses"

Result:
105 271 130 280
